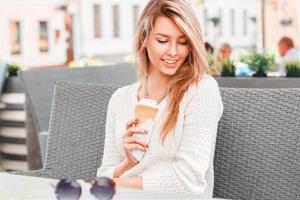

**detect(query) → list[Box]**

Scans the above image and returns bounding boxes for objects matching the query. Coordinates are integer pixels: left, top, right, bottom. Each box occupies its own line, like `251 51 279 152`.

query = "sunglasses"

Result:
53 177 116 200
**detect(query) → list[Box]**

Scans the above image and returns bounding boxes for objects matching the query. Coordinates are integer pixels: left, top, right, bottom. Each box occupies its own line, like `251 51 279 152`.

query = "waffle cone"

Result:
135 104 158 126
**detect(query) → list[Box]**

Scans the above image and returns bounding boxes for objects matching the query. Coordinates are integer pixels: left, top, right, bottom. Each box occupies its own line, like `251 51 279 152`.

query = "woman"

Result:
97 0 223 196
210 43 232 76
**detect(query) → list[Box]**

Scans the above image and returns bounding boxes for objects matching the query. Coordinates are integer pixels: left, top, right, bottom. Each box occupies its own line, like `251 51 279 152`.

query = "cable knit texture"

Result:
97 74 223 197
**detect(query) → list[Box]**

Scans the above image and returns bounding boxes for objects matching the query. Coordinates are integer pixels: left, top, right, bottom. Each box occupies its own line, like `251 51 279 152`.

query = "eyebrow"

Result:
155 33 186 38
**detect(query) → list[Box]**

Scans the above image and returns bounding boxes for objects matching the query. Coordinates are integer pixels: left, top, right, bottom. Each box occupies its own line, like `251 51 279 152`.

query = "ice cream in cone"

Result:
135 98 159 127
132 98 158 161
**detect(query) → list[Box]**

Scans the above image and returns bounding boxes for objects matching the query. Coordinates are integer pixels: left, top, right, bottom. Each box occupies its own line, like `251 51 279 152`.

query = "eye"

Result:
157 39 168 44
178 41 188 45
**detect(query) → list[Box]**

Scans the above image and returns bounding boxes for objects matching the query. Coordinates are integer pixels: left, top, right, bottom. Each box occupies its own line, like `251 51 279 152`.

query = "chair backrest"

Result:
43 81 119 181
214 88 300 200
19 64 136 133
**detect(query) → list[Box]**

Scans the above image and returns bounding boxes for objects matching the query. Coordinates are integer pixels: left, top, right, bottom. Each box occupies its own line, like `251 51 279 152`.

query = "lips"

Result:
162 59 178 66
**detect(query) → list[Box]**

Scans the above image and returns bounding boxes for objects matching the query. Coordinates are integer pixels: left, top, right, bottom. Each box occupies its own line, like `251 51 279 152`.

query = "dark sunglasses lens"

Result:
55 179 82 200
90 177 116 200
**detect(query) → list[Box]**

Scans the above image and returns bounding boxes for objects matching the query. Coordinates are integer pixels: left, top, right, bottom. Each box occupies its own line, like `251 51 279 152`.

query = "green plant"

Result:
286 60 300 77
7 63 21 76
221 59 236 77
250 16 256 23
0 157 4 172
240 51 275 77
209 16 221 27
206 51 216 67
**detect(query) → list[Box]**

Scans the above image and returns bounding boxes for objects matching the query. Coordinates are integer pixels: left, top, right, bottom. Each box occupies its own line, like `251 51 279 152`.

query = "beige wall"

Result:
0 1 67 68
264 0 300 50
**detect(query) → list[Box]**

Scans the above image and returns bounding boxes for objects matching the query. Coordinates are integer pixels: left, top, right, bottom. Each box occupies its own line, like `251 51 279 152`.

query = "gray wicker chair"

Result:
14 82 300 199
214 87 300 200
14 81 119 180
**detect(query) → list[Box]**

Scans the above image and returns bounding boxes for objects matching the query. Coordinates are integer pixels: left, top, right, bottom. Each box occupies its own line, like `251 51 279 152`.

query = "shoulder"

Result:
183 74 223 118
186 74 220 98
109 82 138 102
196 74 219 91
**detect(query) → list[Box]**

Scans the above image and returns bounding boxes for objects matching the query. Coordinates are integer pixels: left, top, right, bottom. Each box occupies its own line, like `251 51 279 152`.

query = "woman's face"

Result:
219 46 231 60
146 16 190 78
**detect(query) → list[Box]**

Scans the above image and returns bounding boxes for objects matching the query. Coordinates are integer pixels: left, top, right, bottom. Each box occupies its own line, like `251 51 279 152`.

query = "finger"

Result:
124 126 147 137
129 127 148 135
124 143 146 152
123 137 148 148
126 119 139 129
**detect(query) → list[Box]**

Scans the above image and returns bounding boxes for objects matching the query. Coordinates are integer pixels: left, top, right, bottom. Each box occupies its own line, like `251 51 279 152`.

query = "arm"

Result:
142 78 223 194
113 176 143 189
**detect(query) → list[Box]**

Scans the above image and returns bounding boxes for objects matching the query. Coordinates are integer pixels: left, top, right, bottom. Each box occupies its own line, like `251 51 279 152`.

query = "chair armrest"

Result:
9 169 56 179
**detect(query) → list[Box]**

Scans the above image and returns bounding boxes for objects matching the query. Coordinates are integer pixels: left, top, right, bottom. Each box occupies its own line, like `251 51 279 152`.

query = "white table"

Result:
0 173 226 199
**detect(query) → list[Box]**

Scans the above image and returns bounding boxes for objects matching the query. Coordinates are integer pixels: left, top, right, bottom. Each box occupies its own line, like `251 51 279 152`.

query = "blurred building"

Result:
0 0 299 68
0 0 67 68
194 0 259 50
67 0 259 62
262 0 300 50
64 0 148 63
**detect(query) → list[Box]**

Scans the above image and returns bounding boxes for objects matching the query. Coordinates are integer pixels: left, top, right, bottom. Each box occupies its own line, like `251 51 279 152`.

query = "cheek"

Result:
179 46 190 60
148 44 166 61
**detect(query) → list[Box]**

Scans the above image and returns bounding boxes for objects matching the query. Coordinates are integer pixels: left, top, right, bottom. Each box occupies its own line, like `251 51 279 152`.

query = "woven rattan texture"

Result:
42 81 118 181
13 84 300 199
213 88 300 200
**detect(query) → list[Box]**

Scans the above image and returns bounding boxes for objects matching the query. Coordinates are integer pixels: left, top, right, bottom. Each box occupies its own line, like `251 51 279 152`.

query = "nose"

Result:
167 42 178 57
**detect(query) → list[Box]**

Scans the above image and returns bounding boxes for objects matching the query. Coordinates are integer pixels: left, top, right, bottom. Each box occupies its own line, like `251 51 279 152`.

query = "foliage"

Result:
221 59 236 77
286 60 300 77
7 63 22 77
0 158 4 172
209 16 221 27
240 51 275 76
250 17 256 23
206 51 216 67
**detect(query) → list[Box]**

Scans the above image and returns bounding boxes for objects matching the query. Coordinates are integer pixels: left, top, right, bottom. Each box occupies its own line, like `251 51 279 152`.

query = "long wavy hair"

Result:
134 0 210 143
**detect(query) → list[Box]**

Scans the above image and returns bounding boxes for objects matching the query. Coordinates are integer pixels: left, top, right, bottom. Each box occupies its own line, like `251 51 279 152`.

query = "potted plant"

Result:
3 63 24 93
286 60 300 77
206 51 220 76
209 16 221 27
206 51 216 67
240 51 275 77
221 59 236 77
0 157 4 172
7 63 21 77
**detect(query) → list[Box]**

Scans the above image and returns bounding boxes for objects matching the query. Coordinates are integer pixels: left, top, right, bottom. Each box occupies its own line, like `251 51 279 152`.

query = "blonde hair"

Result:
134 0 210 143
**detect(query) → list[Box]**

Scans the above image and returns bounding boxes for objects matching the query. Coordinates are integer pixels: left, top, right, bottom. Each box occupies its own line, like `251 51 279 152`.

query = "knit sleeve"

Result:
97 88 124 178
142 77 223 195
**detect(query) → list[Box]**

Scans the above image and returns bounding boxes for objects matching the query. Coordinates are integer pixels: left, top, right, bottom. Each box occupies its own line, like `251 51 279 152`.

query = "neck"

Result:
140 67 170 103
147 67 170 89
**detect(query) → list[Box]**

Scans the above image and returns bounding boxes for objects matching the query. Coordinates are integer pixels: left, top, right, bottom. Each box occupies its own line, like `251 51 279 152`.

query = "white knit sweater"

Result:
97 74 223 197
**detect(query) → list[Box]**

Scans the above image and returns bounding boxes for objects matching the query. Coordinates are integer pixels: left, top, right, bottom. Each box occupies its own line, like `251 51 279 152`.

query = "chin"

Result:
161 68 179 76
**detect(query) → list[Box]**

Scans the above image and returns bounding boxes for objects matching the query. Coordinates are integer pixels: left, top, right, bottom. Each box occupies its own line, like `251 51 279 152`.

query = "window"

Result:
230 9 235 35
218 9 223 36
243 10 248 35
94 4 102 38
112 5 120 38
39 21 49 52
133 5 140 33
10 21 21 54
